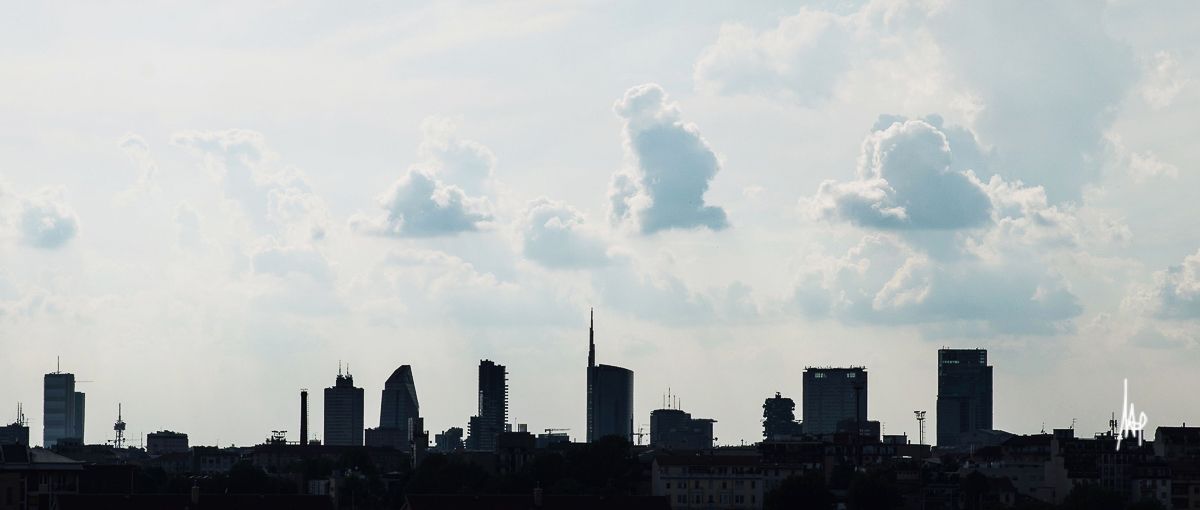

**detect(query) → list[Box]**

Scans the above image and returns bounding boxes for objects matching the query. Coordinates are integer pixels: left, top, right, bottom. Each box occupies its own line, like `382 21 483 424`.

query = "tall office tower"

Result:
466 360 507 451
937 349 993 447
44 370 85 447
801 367 867 436
586 310 634 443
323 368 365 446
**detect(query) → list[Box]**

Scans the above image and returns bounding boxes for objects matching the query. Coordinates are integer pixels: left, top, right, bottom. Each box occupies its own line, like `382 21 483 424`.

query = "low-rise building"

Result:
652 454 763 509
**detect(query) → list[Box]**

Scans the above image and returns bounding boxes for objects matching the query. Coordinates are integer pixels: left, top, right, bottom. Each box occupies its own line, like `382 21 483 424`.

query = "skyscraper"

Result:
380 365 419 432
367 365 420 451
44 370 85 447
586 310 634 443
467 360 507 451
801 367 867 436
323 368 364 446
937 348 993 447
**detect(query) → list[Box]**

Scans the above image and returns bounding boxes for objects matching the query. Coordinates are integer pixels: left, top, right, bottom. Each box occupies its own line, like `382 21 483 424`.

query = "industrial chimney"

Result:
300 389 309 445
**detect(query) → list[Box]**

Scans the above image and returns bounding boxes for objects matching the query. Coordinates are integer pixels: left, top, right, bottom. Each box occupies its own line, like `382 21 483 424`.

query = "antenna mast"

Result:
914 411 927 445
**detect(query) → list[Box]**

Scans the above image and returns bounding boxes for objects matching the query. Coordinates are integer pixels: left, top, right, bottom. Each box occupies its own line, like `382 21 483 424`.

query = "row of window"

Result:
674 493 757 505
665 480 757 490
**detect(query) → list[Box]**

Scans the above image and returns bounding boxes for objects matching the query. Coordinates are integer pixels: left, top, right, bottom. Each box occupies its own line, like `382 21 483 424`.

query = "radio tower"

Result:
113 404 127 448
914 410 927 445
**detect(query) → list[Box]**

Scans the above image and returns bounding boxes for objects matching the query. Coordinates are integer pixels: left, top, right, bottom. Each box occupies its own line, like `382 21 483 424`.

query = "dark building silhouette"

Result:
323 368 364 446
762 392 803 439
299 389 309 445
802 367 867 436
649 408 715 449
366 365 420 451
434 427 464 452
44 370 86 447
147 430 189 456
467 360 507 451
937 348 993 447
586 310 634 443
1 404 29 446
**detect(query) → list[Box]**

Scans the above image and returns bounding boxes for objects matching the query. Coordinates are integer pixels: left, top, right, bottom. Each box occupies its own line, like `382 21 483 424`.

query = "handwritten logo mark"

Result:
1116 378 1148 451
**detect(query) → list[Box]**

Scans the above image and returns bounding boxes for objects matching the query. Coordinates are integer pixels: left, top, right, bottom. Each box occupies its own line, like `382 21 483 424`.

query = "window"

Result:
665 482 671 489
676 494 686 504
721 481 727 489
846 372 856 378
751 481 757 489
814 372 825 378
735 495 745 504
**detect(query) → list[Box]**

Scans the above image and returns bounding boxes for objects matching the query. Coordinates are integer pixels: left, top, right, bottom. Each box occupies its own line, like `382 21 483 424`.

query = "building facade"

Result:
650 409 716 450
586 310 634 442
146 431 189 456
467 360 507 451
323 371 365 446
801 367 867 436
651 454 763 509
936 349 993 447
43 372 85 448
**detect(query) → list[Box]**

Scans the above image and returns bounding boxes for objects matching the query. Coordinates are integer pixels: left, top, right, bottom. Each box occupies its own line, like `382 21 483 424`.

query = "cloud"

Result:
809 117 991 230
930 0 1137 201
694 8 852 103
172 129 329 242
797 115 1101 335
1143 249 1200 319
351 168 491 238
117 133 158 195
417 117 496 196
519 198 609 269
794 235 1081 336
174 202 204 250
251 244 334 285
17 189 79 249
1141 51 1190 110
609 84 729 234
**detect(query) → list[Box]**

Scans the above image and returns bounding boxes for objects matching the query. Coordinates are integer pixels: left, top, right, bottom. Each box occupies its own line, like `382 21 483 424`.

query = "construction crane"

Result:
634 424 649 446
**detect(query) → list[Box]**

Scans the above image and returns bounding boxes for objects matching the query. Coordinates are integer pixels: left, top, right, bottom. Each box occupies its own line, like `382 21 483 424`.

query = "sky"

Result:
1 0 1199 448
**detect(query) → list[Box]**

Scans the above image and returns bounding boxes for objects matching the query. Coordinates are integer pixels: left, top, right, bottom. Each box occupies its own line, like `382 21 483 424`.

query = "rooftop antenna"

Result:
914 411 926 445
56 356 60 374
338 360 342 377
113 404 127 448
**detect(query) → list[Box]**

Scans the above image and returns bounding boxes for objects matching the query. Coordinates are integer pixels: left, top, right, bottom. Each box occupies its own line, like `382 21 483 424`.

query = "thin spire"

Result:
588 308 596 368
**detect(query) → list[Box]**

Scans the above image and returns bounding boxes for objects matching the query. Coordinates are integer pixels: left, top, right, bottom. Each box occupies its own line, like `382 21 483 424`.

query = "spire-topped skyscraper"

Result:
588 308 595 369
585 309 634 443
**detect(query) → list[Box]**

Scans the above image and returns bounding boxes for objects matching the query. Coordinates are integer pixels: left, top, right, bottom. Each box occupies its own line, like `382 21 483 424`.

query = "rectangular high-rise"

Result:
937 349 993 447
467 360 507 451
801 367 867 436
44 372 85 447
586 310 634 443
323 371 364 446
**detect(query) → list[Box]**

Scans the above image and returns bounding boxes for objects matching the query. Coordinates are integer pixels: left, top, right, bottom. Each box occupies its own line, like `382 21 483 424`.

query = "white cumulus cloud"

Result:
609 84 729 234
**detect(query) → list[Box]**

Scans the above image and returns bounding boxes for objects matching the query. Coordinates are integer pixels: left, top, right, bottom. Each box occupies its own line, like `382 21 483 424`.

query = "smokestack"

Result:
300 390 309 445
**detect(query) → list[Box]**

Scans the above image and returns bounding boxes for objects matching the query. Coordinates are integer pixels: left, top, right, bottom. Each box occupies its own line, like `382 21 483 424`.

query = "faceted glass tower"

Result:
380 365 420 445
